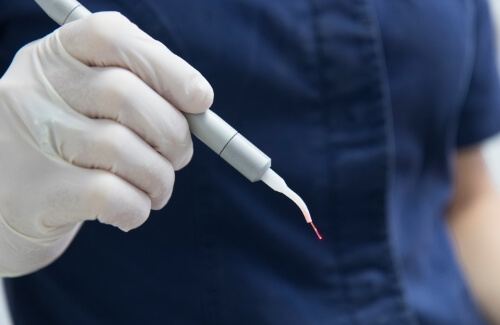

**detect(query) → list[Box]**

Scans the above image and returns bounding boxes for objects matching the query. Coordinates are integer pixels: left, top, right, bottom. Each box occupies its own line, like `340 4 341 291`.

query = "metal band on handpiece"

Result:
185 111 271 182
34 0 90 25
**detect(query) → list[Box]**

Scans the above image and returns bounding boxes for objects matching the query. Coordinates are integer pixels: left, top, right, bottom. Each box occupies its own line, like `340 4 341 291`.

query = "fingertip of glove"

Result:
184 73 214 114
116 207 151 232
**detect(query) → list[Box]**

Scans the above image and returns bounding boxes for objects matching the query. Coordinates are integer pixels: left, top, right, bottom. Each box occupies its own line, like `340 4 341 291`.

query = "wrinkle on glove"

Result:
0 12 213 277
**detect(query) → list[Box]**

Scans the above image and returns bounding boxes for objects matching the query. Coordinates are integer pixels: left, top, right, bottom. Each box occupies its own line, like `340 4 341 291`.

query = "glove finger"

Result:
44 64 194 171
51 117 176 210
41 166 153 232
84 170 152 232
56 12 214 114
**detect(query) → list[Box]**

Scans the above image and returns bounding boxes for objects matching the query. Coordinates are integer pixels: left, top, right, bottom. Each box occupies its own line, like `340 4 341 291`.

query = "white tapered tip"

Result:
261 169 312 223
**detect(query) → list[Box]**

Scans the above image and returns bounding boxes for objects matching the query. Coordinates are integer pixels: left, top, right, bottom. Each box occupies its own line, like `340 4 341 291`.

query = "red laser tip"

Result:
310 222 322 240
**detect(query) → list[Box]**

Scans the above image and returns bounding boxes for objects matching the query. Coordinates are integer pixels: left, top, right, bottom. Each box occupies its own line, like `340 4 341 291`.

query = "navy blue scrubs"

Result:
2 0 500 324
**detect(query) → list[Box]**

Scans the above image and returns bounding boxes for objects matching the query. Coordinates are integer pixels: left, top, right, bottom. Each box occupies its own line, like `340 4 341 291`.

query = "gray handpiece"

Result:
34 0 272 183
34 0 319 234
34 0 91 24
185 112 271 182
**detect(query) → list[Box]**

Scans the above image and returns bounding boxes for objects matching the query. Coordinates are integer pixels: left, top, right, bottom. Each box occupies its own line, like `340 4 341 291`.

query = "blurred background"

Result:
479 0 500 192
0 284 7 325
1 1 500 324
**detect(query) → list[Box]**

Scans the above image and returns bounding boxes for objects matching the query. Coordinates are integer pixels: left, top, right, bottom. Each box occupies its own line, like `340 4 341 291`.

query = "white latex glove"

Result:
0 12 213 276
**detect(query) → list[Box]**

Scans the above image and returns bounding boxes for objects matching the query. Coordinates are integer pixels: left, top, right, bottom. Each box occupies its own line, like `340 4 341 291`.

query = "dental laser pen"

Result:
34 0 322 239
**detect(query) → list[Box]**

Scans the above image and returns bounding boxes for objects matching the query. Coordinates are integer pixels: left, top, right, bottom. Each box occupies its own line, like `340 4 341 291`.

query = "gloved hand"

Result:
0 12 213 276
